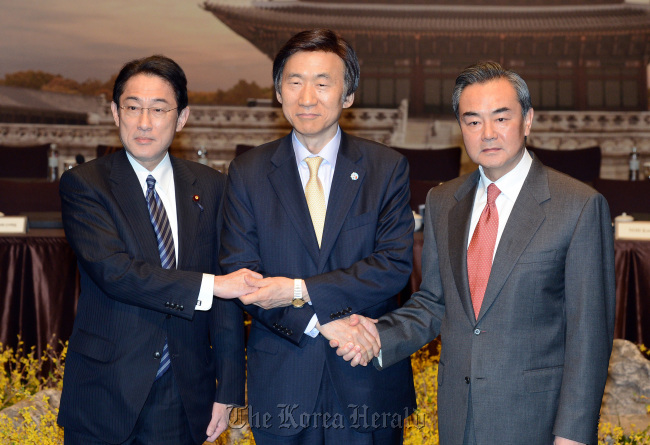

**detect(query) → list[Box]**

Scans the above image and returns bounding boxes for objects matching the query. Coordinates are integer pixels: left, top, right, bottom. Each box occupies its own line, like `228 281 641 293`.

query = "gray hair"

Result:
452 61 532 121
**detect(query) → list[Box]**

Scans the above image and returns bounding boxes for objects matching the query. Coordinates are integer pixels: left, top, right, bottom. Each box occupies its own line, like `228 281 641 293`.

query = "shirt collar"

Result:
126 151 174 195
292 127 341 167
477 148 532 201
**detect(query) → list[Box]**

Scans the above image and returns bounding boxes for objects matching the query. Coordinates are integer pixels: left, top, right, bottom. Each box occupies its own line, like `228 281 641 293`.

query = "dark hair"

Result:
112 55 188 112
452 61 532 121
273 29 360 99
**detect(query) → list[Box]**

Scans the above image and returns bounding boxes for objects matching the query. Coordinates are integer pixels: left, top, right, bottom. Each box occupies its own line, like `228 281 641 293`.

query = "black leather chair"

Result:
409 180 442 212
391 146 461 182
592 178 650 220
0 144 49 179
527 145 601 183
0 178 61 215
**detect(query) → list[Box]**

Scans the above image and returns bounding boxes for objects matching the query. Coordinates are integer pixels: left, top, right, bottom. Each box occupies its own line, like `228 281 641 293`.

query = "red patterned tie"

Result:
467 183 501 320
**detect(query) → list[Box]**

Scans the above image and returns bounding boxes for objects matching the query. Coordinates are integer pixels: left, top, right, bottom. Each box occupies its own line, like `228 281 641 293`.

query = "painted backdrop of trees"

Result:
0 70 274 106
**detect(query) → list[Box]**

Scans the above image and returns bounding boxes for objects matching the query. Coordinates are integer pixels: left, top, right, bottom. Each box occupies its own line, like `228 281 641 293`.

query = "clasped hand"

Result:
325 314 381 367
238 276 298 309
213 268 262 299
218 274 381 367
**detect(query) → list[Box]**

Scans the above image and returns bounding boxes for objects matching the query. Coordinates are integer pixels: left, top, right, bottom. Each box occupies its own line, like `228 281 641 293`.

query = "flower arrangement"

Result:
0 339 648 444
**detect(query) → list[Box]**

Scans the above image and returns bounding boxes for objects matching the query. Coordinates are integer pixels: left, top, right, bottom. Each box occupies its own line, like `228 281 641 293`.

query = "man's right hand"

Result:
213 269 262 299
328 314 381 367
320 314 380 367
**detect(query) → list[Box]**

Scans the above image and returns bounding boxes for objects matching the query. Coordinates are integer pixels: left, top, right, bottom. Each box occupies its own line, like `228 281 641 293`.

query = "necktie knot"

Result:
146 175 156 191
305 157 323 177
486 183 500 206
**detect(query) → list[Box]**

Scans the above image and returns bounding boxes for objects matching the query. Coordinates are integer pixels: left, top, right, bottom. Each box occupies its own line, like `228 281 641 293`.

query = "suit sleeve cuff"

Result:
195 274 214 311
304 311 319 338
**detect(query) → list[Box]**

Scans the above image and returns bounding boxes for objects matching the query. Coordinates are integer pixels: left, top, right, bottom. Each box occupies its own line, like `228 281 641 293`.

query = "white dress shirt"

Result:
468 149 533 258
292 127 342 336
126 151 213 311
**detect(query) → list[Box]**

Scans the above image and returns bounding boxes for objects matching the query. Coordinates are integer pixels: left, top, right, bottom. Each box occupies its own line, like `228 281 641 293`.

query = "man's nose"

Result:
482 121 496 141
137 108 153 130
298 85 317 107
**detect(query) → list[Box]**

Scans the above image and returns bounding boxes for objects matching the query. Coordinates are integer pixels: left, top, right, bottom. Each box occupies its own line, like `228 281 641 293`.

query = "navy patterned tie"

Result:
146 175 175 379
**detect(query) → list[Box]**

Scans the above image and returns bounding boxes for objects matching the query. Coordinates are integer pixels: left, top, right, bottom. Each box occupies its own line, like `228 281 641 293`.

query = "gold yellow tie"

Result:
304 157 326 248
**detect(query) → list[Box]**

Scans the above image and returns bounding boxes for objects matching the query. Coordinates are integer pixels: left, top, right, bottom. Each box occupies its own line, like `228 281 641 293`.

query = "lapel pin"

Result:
192 195 204 212
350 172 359 181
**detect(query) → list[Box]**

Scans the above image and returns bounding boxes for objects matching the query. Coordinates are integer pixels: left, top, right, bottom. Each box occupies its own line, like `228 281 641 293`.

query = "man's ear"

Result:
176 106 190 132
524 107 534 137
276 90 283 104
110 102 120 127
342 93 354 109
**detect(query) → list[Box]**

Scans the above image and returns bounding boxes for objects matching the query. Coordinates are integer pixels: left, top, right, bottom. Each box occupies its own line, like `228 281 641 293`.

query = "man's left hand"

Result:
239 276 298 309
205 402 233 442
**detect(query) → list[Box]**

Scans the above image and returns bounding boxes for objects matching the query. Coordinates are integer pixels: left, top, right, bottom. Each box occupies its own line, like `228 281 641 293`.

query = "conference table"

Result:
1 229 649 356
0 229 79 356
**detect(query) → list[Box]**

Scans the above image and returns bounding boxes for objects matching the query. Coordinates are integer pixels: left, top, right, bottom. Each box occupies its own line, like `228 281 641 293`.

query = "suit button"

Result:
154 351 161 359
287 330 293 336
347 307 352 312
273 323 278 328
165 302 171 308
330 314 336 319
474 328 481 335
465 376 470 384
179 305 184 311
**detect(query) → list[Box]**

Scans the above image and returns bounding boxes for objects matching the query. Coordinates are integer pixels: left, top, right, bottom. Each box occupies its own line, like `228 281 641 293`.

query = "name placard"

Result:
616 221 650 241
0 216 28 234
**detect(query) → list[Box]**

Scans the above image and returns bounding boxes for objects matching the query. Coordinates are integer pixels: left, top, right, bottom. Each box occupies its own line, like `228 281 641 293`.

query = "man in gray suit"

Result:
334 61 616 445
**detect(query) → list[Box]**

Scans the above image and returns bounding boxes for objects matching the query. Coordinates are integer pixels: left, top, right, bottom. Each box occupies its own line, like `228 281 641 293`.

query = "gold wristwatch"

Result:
292 279 305 308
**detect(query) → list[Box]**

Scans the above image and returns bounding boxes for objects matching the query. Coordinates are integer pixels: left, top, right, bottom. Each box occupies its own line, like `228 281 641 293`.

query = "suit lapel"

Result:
477 157 550 321
171 157 201 268
267 135 321 265
318 133 365 270
109 150 159 264
448 171 480 324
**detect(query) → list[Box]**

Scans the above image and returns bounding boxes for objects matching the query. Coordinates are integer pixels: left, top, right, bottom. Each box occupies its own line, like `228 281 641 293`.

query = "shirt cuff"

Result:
195 274 214 311
304 311 319 338
377 349 383 368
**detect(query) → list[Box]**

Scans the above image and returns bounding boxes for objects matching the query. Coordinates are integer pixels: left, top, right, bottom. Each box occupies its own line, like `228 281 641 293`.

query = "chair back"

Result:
592 178 650 220
392 146 461 182
0 178 61 214
528 145 601 183
0 144 49 179
409 180 443 212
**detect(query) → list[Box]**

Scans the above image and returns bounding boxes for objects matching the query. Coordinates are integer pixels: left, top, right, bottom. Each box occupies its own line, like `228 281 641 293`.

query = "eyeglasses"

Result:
119 105 178 119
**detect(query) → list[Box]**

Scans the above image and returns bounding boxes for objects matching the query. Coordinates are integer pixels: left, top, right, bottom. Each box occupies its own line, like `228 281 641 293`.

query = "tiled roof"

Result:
203 1 650 34
0 86 104 114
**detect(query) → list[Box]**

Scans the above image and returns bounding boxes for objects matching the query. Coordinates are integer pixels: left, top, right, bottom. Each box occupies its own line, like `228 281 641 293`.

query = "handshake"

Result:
212 270 381 367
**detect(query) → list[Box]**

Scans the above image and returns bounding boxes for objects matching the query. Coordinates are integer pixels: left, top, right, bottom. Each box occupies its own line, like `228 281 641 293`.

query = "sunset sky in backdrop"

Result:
0 0 272 91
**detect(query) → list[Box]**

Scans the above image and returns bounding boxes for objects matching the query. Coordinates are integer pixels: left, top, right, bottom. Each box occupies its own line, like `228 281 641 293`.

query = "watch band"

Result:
292 279 305 308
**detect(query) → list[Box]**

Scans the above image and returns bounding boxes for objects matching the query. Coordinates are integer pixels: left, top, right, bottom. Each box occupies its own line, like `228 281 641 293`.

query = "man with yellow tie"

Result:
218 29 416 444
